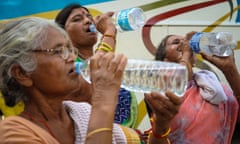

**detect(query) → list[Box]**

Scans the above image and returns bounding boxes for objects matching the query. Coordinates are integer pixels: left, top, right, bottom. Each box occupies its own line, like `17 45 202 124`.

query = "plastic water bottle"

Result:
189 32 237 57
112 7 146 32
75 59 188 97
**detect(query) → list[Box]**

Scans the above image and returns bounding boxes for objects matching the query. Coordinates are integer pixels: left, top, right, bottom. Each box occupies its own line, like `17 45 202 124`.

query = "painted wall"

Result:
1 0 240 130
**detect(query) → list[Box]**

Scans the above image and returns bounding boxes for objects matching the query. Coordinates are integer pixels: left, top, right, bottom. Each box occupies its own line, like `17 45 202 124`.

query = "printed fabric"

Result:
63 101 141 144
168 72 239 144
114 88 138 128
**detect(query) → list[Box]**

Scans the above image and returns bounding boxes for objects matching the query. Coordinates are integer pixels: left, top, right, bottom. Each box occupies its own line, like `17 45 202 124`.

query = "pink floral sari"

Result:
169 80 239 144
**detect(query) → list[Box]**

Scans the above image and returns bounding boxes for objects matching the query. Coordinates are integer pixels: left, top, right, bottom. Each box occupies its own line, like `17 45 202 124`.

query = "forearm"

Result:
85 104 116 144
96 27 117 53
149 124 171 144
223 66 240 96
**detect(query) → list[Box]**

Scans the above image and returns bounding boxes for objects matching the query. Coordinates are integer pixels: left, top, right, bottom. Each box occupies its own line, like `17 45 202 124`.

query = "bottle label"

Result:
117 8 134 31
189 32 202 53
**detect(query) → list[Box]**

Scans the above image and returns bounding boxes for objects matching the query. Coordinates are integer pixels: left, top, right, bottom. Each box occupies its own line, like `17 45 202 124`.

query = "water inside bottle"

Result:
77 59 188 97
199 32 236 57
122 60 188 97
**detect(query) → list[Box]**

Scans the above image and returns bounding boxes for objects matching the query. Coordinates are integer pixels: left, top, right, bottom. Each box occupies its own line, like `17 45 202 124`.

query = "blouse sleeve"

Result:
0 116 59 144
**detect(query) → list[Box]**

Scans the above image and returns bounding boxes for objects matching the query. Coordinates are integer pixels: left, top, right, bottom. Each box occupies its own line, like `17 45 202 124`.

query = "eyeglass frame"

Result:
32 46 78 60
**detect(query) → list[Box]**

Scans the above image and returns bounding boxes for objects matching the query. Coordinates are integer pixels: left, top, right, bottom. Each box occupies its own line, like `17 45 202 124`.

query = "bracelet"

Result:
96 46 113 52
101 34 116 50
86 128 112 139
152 127 171 139
98 42 113 50
96 42 114 52
101 34 116 43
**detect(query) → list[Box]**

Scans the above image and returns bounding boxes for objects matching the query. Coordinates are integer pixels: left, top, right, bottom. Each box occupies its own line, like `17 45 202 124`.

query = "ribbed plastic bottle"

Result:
89 7 146 33
112 7 146 32
189 32 237 57
75 59 188 97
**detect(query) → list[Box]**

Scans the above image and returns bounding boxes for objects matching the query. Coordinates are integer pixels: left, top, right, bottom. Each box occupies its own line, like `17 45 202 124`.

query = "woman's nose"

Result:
83 16 92 24
67 51 78 62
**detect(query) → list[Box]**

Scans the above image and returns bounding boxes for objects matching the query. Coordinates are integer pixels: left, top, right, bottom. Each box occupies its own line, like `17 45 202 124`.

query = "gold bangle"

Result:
98 42 113 50
96 46 113 52
96 42 114 52
86 128 112 139
101 34 116 43
152 127 171 139
101 34 116 50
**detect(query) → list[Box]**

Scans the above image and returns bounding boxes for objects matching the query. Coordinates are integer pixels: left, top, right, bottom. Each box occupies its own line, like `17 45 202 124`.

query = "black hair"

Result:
155 35 173 61
55 3 89 29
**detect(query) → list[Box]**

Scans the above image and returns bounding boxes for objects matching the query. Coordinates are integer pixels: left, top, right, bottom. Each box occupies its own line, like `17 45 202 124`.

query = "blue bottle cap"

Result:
89 23 97 33
75 61 87 75
189 32 202 53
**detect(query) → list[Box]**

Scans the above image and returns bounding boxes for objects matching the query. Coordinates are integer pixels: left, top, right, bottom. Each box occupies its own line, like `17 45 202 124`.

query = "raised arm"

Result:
85 52 127 144
94 12 117 52
201 51 240 97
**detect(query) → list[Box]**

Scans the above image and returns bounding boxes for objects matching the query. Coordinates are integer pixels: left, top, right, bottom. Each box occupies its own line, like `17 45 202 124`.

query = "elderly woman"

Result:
151 33 239 144
0 17 182 144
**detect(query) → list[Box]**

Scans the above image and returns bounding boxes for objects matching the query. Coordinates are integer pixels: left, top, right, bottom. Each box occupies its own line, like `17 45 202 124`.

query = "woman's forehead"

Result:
42 28 69 48
69 8 89 17
167 35 184 41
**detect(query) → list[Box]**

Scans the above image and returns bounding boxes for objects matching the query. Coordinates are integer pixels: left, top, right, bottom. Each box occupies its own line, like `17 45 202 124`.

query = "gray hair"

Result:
155 35 174 61
0 17 68 106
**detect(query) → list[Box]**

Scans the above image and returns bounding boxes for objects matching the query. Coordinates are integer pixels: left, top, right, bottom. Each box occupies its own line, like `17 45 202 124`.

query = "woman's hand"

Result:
145 91 182 131
94 12 116 35
200 51 236 73
90 52 127 107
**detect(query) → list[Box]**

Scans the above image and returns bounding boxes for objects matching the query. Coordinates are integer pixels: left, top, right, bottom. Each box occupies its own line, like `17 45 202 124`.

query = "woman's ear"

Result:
11 65 33 87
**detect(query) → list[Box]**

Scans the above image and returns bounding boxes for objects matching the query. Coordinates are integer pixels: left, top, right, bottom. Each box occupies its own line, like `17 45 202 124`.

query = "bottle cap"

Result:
75 61 87 75
189 32 202 53
89 23 97 33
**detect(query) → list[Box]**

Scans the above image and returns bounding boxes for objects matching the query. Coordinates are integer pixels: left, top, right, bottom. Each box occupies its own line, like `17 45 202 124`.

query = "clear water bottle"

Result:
112 7 146 32
75 59 188 97
189 32 237 57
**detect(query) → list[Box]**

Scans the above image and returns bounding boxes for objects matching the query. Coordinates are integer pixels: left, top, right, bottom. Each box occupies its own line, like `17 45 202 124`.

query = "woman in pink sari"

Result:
152 32 239 144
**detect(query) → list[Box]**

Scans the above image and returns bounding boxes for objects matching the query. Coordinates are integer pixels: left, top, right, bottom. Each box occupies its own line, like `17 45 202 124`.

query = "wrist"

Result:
104 27 117 36
222 65 238 76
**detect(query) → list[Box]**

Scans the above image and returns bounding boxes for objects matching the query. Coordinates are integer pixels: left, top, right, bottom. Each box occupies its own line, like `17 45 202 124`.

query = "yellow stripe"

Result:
237 41 240 50
136 99 148 127
203 6 240 32
202 5 240 51
119 125 141 144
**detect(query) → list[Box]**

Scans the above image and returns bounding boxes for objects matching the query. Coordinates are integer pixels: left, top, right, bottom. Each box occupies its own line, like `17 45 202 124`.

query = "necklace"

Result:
21 111 56 138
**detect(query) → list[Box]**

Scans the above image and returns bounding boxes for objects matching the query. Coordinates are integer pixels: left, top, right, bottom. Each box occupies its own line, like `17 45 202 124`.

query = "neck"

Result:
21 110 56 138
74 44 94 60
65 76 92 103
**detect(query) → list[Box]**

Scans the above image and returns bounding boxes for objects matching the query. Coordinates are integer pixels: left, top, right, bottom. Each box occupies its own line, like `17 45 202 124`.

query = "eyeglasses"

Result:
32 46 78 60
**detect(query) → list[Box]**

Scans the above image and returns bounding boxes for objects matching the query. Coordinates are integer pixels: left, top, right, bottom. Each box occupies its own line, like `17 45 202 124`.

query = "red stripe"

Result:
142 0 228 55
